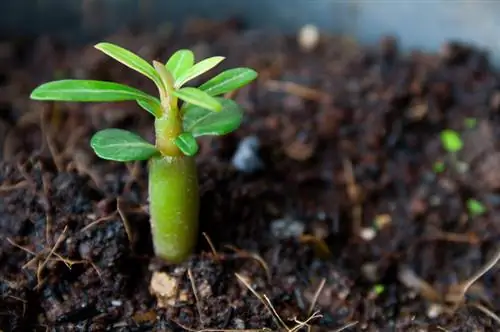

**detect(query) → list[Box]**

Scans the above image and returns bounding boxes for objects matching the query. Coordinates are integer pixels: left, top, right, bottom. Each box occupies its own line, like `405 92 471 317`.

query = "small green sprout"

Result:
464 117 477 129
440 129 463 153
437 129 469 173
373 284 385 295
30 42 258 263
433 160 445 173
466 198 487 217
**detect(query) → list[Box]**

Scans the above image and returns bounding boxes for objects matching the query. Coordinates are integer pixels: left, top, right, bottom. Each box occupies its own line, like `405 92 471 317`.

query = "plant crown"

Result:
30 42 258 160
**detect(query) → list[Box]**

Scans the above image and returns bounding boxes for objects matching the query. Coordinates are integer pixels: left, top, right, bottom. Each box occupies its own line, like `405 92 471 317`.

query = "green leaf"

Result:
440 129 463 153
466 198 487 217
95 42 163 89
183 98 244 137
137 98 163 117
433 161 445 173
464 117 477 129
174 56 225 88
90 128 159 162
199 67 258 96
166 49 195 80
30 79 155 103
172 87 222 112
174 132 199 156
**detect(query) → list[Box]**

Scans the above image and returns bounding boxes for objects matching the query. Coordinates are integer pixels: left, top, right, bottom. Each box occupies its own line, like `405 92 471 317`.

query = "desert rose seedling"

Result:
30 42 258 263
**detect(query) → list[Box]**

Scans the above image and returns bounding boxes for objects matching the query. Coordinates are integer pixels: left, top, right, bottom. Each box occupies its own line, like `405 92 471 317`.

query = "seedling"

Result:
464 117 477 129
437 129 468 174
30 42 258 263
432 160 445 173
440 129 463 154
466 198 487 217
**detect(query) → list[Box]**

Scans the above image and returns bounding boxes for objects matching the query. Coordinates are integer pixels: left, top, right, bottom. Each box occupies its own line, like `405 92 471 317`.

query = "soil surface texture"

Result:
2 18 500 332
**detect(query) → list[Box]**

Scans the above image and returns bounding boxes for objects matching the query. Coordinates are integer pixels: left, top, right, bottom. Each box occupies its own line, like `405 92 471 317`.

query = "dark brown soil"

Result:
2 18 500 331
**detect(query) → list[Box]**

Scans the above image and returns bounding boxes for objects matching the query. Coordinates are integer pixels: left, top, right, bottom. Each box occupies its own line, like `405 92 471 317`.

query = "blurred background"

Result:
2 0 500 64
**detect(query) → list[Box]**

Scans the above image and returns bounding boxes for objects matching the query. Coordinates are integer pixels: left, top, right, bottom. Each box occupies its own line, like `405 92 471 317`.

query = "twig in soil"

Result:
289 312 322 332
0 180 29 192
7 226 102 288
80 212 118 233
188 268 206 327
331 321 359 332
343 159 362 235
124 161 142 193
400 247 500 315
235 273 322 331
40 106 64 172
68 148 104 190
117 197 135 247
436 327 450 332
225 245 272 283
41 172 53 246
202 232 220 260
398 267 442 303
307 278 325 326
16 162 36 189
61 126 86 156
173 320 272 332
35 225 68 288
265 80 329 102
468 302 500 326
445 246 500 310
422 231 480 245
5 295 27 317
235 273 288 330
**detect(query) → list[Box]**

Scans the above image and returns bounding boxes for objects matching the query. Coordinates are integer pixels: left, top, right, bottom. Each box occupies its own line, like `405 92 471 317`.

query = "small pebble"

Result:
360 227 376 241
270 218 305 239
298 24 320 52
231 136 263 173
111 300 122 307
361 262 380 282
427 303 444 318
233 318 245 329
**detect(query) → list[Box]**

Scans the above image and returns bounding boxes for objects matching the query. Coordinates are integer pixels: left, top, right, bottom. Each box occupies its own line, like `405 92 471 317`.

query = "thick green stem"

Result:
148 154 199 263
155 111 182 157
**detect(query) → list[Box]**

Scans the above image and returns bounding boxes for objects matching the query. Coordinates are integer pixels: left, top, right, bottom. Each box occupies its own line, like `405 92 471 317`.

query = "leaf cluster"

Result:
31 43 257 161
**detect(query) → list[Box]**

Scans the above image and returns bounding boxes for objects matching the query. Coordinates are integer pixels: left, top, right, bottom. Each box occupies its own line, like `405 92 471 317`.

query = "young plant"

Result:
464 117 477 129
30 42 258 263
437 129 468 174
466 198 487 217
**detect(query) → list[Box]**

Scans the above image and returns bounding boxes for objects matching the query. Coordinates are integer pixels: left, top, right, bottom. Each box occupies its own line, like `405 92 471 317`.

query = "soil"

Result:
2 18 500 331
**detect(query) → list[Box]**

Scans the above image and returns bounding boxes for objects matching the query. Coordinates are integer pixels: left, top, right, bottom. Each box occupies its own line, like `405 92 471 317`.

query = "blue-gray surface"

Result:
2 0 500 64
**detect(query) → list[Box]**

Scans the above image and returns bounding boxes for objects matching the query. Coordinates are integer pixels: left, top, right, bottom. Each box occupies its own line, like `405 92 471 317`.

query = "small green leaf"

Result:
174 56 225 88
95 42 163 89
166 49 195 80
183 98 243 137
90 128 159 162
172 87 222 112
174 132 199 156
199 67 258 96
433 161 445 173
373 284 385 295
466 198 487 217
30 79 155 103
137 98 163 117
440 129 463 153
464 117 477 129
153 60 175 92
